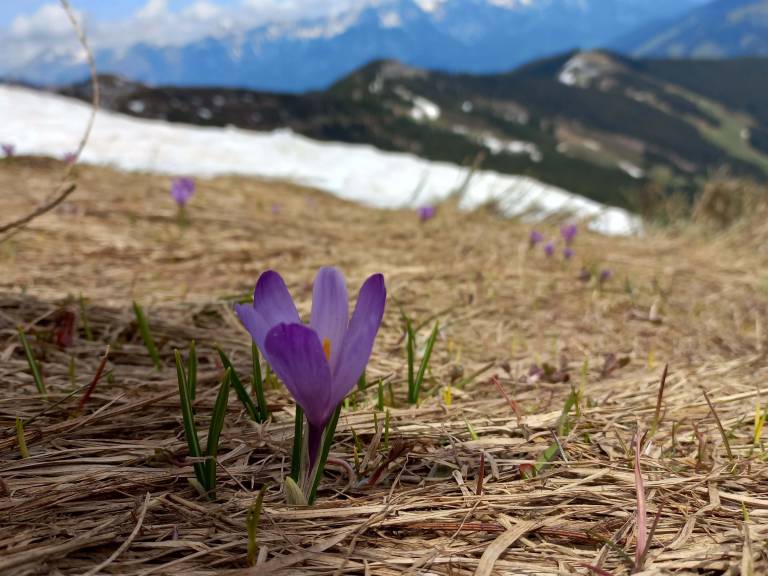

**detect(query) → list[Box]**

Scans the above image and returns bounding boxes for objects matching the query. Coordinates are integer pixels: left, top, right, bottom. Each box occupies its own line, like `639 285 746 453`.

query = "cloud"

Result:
0 3 85 73
0 0 389 74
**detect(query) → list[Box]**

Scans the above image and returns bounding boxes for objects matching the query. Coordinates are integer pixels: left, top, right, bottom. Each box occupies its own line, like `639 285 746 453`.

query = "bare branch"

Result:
0 0 100 241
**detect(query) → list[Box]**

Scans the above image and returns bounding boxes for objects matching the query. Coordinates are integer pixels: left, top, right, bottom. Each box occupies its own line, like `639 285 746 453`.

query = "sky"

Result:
0 0 370 73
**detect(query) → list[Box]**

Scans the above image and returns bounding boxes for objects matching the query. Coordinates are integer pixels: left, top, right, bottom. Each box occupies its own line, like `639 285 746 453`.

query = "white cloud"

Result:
0 0 396 74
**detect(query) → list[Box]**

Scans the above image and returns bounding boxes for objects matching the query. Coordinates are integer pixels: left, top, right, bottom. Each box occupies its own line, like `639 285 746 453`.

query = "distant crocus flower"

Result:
235 268 386 467
529 230 544 248
2 144 15 158
563 246 574 260
418 206 436 222
560 224 577 245
599 269 612 283
170 177 195 207
63 152 77 164
544 242 555 257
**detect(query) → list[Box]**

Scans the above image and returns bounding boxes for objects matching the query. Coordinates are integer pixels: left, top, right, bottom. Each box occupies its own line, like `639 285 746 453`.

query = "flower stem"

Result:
308 404 342 505
252 343 269 422
290 406 304 482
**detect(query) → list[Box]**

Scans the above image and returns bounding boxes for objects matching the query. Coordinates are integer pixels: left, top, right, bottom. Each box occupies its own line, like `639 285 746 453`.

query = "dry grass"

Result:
1 157 767 575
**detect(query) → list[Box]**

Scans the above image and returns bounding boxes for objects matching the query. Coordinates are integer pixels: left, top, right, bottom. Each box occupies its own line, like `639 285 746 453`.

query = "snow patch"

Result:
559 55 601 88
127 100 145 114
410 96 441 122
618 161 644 179
0 85 639 235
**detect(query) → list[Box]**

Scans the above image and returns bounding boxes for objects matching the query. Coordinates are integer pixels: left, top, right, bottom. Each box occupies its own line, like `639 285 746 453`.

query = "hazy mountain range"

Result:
5 0 717 92
616 0 768 58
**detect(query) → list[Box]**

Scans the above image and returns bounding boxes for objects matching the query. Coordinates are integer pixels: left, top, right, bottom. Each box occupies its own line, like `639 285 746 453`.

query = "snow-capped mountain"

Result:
5 0 708 92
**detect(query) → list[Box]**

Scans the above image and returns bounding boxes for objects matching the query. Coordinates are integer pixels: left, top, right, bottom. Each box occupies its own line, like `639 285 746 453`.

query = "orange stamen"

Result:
323 337 331 362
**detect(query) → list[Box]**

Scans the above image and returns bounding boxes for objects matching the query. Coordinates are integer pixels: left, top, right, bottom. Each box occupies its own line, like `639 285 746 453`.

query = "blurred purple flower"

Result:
2 143 15 158
170 177 195 207
600 269 612 283
235 268 386 467
271 203 282 215
63 152 77 164
560 224 578 245
529 230 544 248
544 242 555 257
563 246 574 260
418 205 436 222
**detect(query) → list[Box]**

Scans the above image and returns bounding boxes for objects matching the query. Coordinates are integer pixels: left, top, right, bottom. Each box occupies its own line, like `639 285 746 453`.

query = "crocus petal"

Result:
234 301 262 345
246 270 301 350
264 323 332 428
310 267 349 372
331 273 386 407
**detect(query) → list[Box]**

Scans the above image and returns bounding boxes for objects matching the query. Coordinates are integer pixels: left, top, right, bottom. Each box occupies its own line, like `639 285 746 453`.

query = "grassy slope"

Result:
1 158 767 574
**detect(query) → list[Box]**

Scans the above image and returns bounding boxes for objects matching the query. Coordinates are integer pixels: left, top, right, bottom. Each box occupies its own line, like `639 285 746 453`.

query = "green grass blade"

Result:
18 328 47 399
205 368 231 496
308 404 342 505
406 319 415 403
377 379 384 411
133 301 162 370
557 388 579 437
247 485 268 565
290 405 304 482
78 294 93 341
412 322 439 405
175 350 205 488
252 343 269 422
357 371 366 392
217 348 260 422
187 340 198 402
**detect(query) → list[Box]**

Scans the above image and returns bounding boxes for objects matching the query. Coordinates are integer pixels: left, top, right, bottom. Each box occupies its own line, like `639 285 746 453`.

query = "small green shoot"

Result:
18 328 47 399
15 417 29 458
247 485 268 565
78 294 94 341
217 348 262 423
133 302 162 370
377 379 385 410
175 349 206 489
205 368 231 497
407 320 439 404
187 340 198 402
357 371 366 392
284 476 308 505
290 406 304 482
308 404 342 505
464 417 478 440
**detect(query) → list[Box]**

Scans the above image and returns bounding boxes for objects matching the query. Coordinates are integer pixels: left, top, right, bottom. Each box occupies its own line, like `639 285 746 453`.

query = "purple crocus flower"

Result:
235 268 386 467
560 224 578 246
2 143 15 158
599 269 612 283
529 230 544 248
544 242 555 257
418 206 436 222
63 152 77 164
170 177 195 207
563 246 574 260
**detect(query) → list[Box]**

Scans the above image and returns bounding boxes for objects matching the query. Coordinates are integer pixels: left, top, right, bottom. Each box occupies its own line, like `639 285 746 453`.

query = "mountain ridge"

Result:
51 50 768 210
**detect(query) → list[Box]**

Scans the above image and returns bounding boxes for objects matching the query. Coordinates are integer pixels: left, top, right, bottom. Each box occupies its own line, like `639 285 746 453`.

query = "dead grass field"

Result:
0 157 767 575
